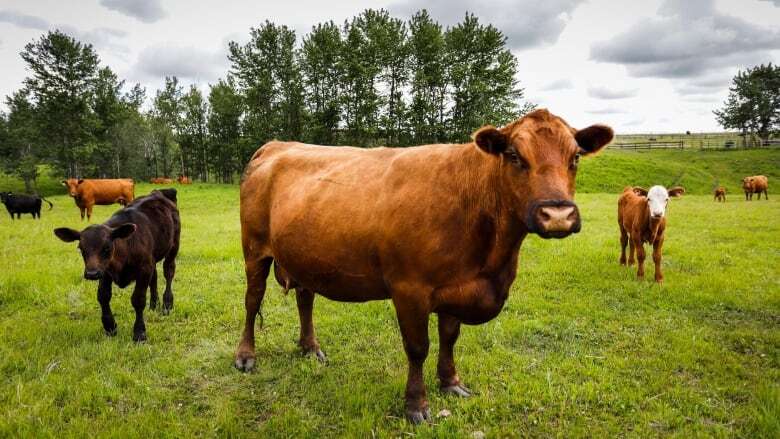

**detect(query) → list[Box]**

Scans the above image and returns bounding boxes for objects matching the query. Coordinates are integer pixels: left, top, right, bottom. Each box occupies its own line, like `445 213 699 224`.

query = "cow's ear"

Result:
633 187 648 196
474 126 508 154
575 124 614 155
54 228 80 242
668 187 685 198
77 179 84 185
110 223 137 240
60 180 68 187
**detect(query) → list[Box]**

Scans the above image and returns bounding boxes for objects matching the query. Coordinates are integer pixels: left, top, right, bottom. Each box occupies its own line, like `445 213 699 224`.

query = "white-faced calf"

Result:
54 189 180 342
618 185 684 283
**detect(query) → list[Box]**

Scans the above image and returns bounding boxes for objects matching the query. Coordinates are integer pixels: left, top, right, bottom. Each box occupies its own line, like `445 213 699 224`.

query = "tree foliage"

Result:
715 63 780 142
1 11 534 188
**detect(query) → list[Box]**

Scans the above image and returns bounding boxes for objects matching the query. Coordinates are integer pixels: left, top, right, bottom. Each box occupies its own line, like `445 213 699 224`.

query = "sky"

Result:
0 0 779 134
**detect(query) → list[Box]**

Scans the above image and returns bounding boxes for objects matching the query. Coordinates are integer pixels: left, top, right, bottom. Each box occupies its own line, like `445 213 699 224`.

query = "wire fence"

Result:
610 134 780 150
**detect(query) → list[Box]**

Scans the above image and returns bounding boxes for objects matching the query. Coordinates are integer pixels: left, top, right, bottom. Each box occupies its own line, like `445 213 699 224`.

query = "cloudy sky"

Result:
0 0 779 133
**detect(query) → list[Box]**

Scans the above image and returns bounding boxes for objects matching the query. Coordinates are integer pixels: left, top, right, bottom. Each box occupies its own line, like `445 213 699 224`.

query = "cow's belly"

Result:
432 276 510 325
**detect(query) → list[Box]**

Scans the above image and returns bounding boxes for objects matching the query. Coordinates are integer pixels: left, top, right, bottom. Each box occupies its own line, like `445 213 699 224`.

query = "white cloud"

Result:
99 0 167 23
539 78 574 91
132 43 227 82
587 85 638 99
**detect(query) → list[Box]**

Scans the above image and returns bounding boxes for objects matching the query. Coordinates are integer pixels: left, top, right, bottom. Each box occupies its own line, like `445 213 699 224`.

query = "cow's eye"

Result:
101 245 111 257
505 149 529 170
570 153 581 170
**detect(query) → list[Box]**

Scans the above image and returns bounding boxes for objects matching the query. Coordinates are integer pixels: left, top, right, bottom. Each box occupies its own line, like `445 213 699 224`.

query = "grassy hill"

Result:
2 148 778 197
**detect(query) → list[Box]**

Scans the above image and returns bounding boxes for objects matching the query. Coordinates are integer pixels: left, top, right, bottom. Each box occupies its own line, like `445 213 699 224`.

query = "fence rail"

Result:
609 139 780 150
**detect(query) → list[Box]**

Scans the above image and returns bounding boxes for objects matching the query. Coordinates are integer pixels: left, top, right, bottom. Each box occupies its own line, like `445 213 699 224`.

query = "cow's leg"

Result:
87 204 94 221
619 226 628 265
393 297 431 424
635 240 646 279
149 268 159 310
98 277 117 336
653 237 664 283
235 256 272 372
80 207 85 220
295 288 325 361
131 271 151 342
162 247 178 315
628 238 636 265
437 313 471 397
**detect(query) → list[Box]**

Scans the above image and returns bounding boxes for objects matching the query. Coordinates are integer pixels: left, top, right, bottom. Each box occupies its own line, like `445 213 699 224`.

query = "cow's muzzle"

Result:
84 270 103 280
527 200 581 239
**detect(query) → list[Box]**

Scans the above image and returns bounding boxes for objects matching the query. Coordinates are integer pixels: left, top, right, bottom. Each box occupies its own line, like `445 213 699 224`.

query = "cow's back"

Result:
80 179 134 205
108 192 179 261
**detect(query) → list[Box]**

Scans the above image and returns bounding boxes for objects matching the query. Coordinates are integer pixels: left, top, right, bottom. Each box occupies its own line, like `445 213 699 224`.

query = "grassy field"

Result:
0 150 779 437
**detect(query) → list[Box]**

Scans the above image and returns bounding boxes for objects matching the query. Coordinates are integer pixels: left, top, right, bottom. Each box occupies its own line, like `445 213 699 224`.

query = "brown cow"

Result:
234 109 614 423
151 177 174 184
53 189 180 342
62 178 135 221
177 175 192 184
742 175 768 200
618 185 685 283
714 186 726 202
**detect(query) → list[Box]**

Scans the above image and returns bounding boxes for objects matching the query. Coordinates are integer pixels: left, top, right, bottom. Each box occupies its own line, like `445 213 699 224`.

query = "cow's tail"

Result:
41 196 53 210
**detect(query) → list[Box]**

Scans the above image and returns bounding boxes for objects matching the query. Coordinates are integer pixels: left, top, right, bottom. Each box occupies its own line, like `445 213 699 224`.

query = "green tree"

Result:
300 22 343 145
408 10 447 144
715 63 780 143
207 78 243 183
1 90 41 192
151 76 183 177
180 85 208 179
21 30 99 177
445 14 524 141
91 66 127 177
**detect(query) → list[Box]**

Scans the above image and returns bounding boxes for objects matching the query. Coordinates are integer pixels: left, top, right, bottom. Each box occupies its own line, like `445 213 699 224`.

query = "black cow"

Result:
53 189 181 342
1 192 53 219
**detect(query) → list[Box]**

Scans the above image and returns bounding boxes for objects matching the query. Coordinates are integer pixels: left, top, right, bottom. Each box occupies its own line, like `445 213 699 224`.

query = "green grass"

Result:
0 154 779 437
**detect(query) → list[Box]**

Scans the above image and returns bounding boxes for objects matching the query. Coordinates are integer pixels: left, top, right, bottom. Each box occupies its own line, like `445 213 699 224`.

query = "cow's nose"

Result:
84 270 102 280
535 204 580 237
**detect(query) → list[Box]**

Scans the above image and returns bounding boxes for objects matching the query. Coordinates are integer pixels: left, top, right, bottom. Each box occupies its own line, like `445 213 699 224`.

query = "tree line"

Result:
0 9 533 190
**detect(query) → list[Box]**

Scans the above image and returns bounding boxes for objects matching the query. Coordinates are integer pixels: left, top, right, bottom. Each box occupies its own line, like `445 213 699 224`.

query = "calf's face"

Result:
54 223 137 280
474 110 613 238
643 185 685 219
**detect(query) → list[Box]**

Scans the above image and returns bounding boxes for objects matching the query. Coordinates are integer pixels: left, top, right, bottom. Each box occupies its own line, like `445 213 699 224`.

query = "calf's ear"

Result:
54 228 80 242
474 126 508 154
110 223 137 240
633 187 648 196
668 187 685 197
575 124 614 155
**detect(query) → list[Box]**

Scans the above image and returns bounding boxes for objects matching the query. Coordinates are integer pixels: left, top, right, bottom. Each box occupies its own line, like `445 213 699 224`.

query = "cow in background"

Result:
62 178 134 221
177 175 192 184
742 175 768 200
714 186 726 202
151 177 174 184
618 185 685 283
1 192 53 219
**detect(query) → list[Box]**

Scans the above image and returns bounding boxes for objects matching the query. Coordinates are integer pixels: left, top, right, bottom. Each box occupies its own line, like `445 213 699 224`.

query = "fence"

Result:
609 136 780 150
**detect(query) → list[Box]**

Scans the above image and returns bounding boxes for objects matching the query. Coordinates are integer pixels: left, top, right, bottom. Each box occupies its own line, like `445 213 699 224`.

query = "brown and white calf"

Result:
618 185 685 283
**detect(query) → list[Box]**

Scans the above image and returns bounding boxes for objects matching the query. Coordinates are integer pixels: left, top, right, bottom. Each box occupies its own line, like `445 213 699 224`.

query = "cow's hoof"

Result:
133 332 147 343
406 407 431 425
104 327 118 337
161 305 172 316
303 347 327 363
442 383 472 397
150 301 158 310
234 353 256 372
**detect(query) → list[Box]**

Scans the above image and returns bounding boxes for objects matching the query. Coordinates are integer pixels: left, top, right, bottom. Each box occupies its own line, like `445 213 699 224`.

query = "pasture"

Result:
0 149 779 437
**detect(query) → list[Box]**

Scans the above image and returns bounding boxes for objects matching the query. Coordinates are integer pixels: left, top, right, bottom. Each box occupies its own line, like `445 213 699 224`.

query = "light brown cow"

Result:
714 186 726 202
234 109 614 423
61 178 135 221
742 175 768 200
151 177 174 184
177 175 192 184
618 185 685 283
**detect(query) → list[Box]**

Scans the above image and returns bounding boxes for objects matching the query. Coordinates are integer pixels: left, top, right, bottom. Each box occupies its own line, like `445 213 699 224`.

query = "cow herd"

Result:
0 109 773 424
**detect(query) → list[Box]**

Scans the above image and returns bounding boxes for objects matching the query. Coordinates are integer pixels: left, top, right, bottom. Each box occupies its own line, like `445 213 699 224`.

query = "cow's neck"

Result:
451 144 527 274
